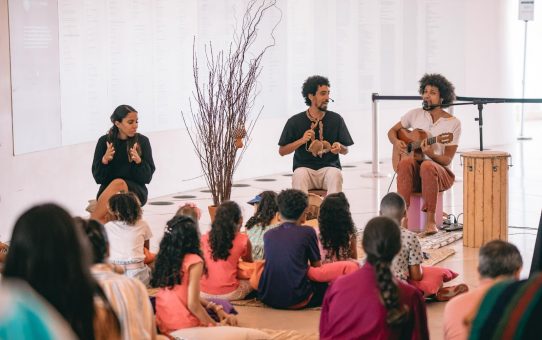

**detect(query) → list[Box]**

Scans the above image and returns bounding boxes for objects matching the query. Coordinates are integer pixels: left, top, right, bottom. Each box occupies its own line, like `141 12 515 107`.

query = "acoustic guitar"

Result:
392 129 453 172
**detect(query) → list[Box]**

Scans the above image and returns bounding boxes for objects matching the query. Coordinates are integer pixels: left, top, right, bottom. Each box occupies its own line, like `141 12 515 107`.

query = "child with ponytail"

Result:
244 191 280 260
320 216 429 340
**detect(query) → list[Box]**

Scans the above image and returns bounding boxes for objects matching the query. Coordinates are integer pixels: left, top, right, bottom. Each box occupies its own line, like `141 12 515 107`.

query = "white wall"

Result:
0 0 522 239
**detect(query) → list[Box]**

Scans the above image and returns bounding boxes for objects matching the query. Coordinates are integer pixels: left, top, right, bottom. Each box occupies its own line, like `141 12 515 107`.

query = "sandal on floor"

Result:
435 284 469 302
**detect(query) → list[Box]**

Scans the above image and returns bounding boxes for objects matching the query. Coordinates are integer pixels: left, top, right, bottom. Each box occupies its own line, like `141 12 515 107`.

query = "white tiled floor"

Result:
141 121 541 339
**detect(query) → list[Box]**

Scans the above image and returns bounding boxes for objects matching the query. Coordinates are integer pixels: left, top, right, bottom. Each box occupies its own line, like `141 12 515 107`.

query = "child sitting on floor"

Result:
104 192 153 286
152 216 237 334
200 201 254 300
318 192 358 263
244 191 280 260
258 189 327 309
380 192 468 301
304 193 360 283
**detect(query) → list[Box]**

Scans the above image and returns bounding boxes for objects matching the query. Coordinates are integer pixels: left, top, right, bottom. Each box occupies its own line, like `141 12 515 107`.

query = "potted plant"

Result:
181 0 280 219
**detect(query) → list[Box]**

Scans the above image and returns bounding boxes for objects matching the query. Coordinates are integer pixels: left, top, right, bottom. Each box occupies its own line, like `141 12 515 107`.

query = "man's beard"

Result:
318 102 328 111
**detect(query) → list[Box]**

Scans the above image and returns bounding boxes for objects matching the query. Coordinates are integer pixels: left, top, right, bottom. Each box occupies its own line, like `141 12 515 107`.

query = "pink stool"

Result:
407 192 443 232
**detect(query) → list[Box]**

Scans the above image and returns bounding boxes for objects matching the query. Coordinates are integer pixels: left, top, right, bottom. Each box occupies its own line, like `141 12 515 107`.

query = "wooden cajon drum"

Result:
461 151 510 247
407 192 443 232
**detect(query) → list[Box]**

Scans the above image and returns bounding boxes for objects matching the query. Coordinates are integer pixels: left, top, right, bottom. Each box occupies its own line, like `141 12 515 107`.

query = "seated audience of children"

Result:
320 216 429 340
5 190 529 339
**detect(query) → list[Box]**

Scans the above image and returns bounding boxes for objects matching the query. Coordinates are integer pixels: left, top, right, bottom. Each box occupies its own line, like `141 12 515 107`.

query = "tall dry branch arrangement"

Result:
182 0 280 207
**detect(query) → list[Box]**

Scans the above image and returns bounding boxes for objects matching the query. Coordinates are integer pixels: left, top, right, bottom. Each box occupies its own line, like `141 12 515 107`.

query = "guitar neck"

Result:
409 136 438 151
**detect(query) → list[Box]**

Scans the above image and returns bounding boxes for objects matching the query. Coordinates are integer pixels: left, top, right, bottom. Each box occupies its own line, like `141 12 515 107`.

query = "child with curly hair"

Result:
200 201 254 300
245 191 280 260
152 216 237 333
318 192 358 262
305 192 359 284
105 192 153 286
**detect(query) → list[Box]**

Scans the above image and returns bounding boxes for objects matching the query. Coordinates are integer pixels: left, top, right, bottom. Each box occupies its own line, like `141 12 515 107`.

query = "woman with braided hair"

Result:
320 216 429 340
245 191 280 260
200 201 254 300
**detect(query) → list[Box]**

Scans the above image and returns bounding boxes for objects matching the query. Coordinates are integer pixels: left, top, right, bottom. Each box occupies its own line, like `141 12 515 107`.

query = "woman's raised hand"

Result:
130 143 141 164
102 141 115 164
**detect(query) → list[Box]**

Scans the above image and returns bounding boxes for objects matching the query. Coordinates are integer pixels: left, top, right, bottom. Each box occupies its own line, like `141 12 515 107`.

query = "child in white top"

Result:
105 192 152 286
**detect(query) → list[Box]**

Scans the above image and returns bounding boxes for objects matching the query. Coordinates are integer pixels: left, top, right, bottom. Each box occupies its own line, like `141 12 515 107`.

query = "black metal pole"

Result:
475 103 484 151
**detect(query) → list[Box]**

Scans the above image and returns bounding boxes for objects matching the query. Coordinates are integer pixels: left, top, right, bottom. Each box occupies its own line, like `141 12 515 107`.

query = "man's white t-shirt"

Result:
400 107 461 158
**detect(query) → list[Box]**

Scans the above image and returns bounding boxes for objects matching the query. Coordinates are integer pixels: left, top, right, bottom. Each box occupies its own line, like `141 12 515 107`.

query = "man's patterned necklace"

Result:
305 110 326 151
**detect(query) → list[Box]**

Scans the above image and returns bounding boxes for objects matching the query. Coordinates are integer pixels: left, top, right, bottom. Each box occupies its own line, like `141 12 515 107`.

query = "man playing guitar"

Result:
388 74 461 235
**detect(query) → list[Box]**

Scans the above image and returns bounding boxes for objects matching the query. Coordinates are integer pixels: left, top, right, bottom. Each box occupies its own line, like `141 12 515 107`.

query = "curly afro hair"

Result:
245 191 278 230
418 73 456 107
318 192 356 261
277 189 308 221
209 201 242 261
302 75 330 106
151 215 205 288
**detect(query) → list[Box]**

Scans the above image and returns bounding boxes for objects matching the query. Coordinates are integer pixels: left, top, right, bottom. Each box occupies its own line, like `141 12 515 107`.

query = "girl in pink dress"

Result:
200 201 254 300
152 216 236 334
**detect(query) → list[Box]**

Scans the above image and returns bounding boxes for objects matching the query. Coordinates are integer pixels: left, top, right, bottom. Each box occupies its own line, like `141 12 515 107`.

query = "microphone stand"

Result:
430 99 505 151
